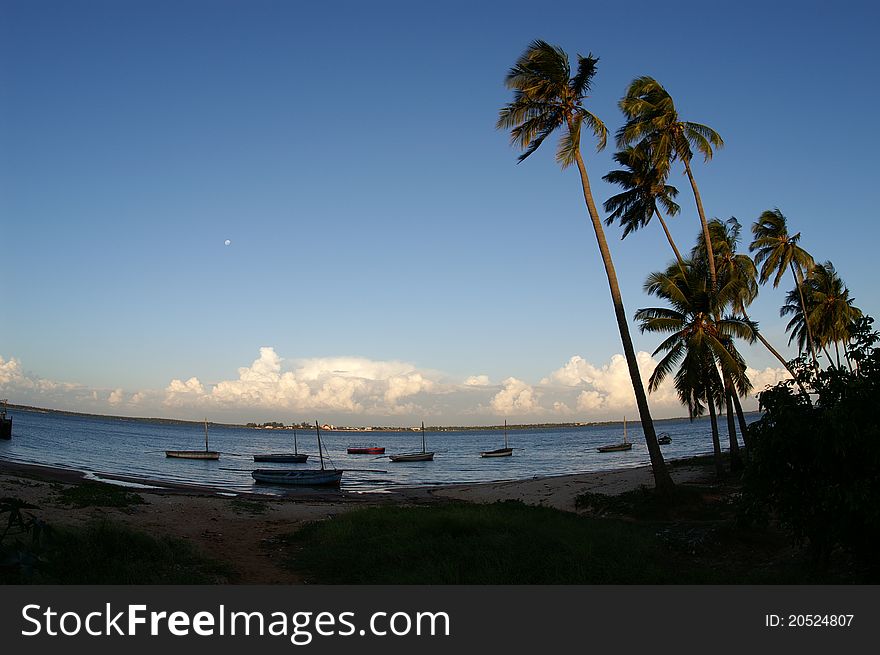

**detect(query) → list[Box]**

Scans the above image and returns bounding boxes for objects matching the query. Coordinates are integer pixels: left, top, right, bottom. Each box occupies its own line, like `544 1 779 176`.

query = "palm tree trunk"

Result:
707 395 723 478
731 392 750 450
573 148 674 495
834 340 841 368
653 208 687 277
724 386 742 471
682 158 717 289
791 263 819 365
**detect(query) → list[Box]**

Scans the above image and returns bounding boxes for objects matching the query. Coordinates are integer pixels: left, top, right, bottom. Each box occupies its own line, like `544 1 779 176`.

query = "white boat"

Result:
597 416 633 453
389 422 435 462
252 421 342 487
481 419 513 457
166 419 220 459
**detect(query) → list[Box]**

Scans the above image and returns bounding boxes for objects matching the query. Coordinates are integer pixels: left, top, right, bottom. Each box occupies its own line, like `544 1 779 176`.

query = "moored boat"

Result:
480 419 513 458
251 469 342 487
252 421 343 487
166 419 220 459
254 427 309 463
347 444 385 455
389 422 434 462
597 416 633 453
657 433 672 445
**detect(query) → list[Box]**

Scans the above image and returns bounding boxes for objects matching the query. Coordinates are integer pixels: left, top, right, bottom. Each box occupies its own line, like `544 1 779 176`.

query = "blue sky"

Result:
1 0 877 423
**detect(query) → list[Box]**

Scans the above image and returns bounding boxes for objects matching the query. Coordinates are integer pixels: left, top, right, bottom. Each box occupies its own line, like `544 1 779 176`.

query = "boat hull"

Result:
596 443 632 453
251 469 343 487
480 447 513 458
347 446 385 454
253 453 309 463
389 452 435 462
165 450 220 460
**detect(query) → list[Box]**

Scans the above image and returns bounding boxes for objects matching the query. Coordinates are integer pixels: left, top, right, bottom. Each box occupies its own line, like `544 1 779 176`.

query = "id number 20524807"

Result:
765 614 854 628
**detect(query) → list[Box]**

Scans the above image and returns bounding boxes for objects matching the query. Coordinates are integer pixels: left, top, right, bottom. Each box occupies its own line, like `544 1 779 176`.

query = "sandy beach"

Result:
0 458 715 583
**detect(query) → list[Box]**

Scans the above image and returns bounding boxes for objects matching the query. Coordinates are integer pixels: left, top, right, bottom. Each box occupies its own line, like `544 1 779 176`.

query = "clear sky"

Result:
1 0 877 424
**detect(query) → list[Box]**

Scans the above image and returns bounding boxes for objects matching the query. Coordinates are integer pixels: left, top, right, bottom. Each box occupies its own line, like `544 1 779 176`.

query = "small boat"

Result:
0 400 11 440
254 427 309 463
657 433 672 445
389 422 434 462
252 421 343 487
481 419 513 458
597 416 633 453
251 468 342 487
166 419 220 460
347 444 385 455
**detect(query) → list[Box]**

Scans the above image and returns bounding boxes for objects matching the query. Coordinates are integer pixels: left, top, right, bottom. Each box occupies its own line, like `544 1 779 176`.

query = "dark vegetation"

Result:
53 482 145 509
1 488 226 584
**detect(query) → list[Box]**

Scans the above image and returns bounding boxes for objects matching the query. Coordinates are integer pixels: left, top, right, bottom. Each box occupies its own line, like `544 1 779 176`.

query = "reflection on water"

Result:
0 408 746 495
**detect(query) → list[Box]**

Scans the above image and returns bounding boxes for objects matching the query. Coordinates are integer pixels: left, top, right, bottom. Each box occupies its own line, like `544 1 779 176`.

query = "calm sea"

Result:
0 408 749 494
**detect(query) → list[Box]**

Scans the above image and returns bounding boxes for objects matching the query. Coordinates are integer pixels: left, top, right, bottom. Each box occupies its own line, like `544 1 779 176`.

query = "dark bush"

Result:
743 317 880 571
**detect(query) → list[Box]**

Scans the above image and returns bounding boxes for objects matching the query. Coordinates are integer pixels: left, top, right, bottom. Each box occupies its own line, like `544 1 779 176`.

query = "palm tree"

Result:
617 77 724 288
749 208 818 364
603 146 686 276
497 40 673 493
637 263 755 476
782 262 862 367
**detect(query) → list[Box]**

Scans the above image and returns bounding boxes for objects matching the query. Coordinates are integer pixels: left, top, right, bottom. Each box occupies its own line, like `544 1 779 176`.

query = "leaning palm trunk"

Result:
724 386 742 471
791 263 819 365
683 158 717 288
574 150 674 494
731 393 750 450
706 394 723 477
720 366 742 469
654 208 687 278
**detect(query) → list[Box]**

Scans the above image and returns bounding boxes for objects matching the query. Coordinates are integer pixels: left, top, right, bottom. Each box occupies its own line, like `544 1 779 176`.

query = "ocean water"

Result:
0 408 749 494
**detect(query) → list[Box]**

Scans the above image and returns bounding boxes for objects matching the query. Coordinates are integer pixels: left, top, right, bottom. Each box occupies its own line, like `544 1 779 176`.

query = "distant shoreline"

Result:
6 401 757 432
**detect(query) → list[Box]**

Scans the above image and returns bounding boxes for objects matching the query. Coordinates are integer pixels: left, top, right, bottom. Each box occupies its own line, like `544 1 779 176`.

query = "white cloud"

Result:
2 349 791 424
490 377 541 415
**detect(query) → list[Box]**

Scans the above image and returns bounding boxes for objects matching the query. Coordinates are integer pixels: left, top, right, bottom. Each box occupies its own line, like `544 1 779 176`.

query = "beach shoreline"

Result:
1 456 716 583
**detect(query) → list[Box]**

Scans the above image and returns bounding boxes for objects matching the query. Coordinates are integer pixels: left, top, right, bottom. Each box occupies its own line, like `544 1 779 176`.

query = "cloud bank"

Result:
1 348 789 424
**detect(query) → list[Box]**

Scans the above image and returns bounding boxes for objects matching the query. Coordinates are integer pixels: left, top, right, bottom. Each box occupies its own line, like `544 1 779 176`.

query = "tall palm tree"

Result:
782 262 862 367
497 40 673 493
749 208 818 364
637 263 755 476
603 146 686 272
617 77 724 288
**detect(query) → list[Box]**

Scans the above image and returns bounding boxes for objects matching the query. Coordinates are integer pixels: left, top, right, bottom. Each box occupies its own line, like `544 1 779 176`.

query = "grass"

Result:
283 493 851 584
229 498 270 515
284 501 699 584
53 482 145 508
2 520 229 584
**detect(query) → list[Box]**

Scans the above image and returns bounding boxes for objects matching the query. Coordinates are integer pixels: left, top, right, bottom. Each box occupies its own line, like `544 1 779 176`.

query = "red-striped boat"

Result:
347 444 385 455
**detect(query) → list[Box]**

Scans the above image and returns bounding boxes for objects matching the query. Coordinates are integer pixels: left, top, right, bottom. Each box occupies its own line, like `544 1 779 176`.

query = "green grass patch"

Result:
229 498 270 515
284 501 708 584
54 482 145 509
3 521 229 584
575 484 713 520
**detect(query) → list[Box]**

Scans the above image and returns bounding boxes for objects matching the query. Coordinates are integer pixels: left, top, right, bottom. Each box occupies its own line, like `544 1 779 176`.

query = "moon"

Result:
224 239 231 246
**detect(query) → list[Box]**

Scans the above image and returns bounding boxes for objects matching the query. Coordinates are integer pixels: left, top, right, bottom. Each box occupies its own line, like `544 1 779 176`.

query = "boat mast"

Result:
204 418 209 452
421 421 426 453
623 416 627 444
316 420 325 470
504 419 508 449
